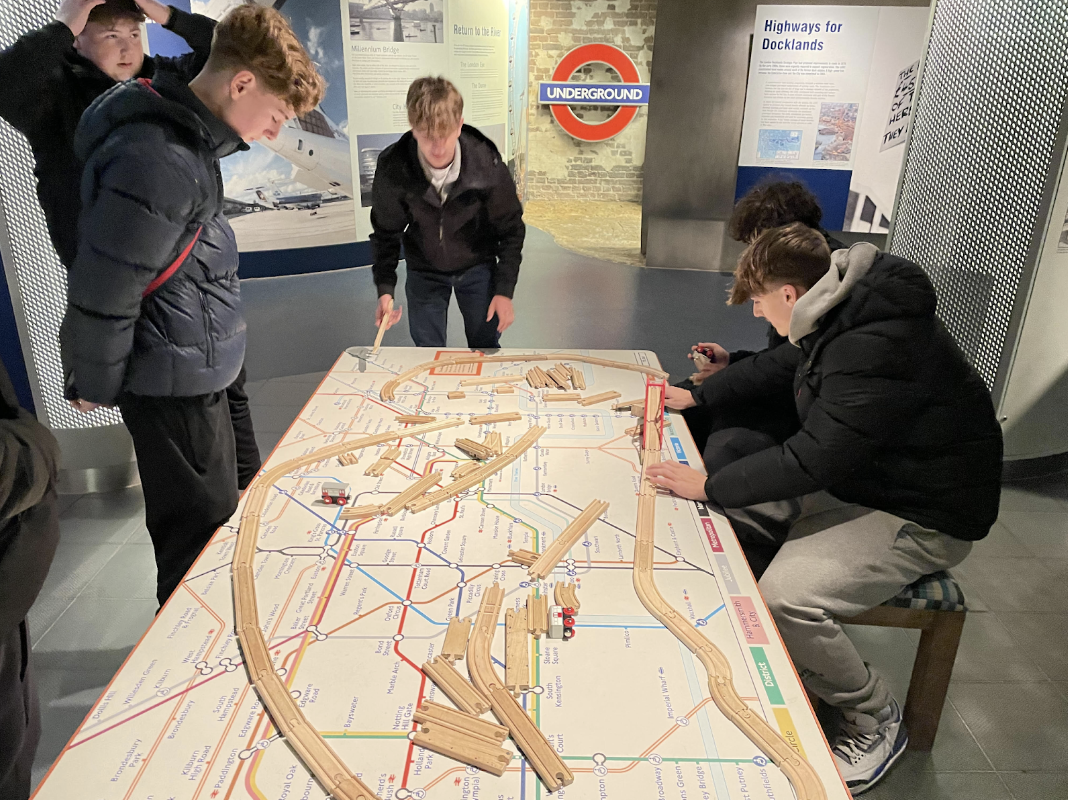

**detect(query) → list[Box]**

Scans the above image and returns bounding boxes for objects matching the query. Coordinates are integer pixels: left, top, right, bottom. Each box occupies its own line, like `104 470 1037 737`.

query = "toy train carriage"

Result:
321 480 351 505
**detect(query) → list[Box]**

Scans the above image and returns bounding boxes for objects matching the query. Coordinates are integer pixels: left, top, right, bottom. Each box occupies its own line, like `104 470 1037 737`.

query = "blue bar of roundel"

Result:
538 82 650 106
734 166 852 230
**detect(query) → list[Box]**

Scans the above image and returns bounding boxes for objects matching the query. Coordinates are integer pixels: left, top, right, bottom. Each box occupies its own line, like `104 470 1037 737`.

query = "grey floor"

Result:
27 227 1068 798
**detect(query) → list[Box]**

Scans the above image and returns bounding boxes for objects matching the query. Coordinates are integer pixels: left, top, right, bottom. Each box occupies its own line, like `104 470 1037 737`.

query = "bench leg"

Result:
903 611 966 751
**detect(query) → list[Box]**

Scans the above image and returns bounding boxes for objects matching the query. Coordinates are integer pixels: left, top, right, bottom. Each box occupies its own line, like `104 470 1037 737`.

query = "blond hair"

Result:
729 222 832 304
406 77 464 136
206 4 325 117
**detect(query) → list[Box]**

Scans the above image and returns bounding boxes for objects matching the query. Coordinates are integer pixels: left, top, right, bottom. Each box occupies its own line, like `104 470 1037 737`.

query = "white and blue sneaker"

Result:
831 698 908 795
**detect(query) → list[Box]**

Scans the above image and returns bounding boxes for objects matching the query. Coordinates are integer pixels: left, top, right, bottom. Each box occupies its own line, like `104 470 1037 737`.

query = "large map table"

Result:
33 348 849 800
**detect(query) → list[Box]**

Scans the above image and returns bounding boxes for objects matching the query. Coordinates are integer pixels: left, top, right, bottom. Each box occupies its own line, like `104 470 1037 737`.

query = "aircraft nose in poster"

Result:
539 43 650 142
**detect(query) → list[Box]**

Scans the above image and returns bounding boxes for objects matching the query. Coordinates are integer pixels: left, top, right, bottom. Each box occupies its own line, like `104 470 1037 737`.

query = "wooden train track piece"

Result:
631 403 645 418
494 384 515 394
422 657 491 716
524 368 543 389
412 701 513 776
625 424 640 437
371 296 392 354
505 607 530 695
447 390 466 400
380 353 666 401
543 392 580 402
468 584 574 791
543 367 569 390
337 452 360 467
232 419 469 799
339 503 382 520
484 431 503 456
569 365 586 390
451 461 482 480
469 411 523 425
578 390 622 407
364 446 402 477
547 367 572 387
441 617 472 663
455 438 495 461
553 581 580 611
631 385 827 800
459 375 524 387
527 593 549 637
527 499 610 580
407 427 546 514
612 398 645 411
395 414 437 424
380 471 442 517
507 549 539 568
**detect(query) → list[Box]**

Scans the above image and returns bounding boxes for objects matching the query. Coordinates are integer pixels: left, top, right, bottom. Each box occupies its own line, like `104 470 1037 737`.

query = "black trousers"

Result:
225 365 261 490
0 621 37 800
120 392 239 607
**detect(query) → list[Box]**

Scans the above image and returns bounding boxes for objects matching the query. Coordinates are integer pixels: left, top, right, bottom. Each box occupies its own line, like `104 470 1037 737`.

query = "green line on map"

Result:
476 490 540 538
750 646 784 705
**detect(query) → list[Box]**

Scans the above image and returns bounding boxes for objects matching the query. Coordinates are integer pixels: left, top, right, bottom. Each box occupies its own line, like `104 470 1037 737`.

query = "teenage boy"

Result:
0 0 261 489
647 224 1003 794
61 4 325 605
678 181 846 452
370 76 525 349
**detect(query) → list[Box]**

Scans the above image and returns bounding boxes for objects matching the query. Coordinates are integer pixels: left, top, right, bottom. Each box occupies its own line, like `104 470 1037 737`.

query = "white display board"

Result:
32 349 849 800
737 5 929 232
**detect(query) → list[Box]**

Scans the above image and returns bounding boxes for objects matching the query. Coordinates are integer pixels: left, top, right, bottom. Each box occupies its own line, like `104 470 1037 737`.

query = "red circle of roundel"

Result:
549 43 641 143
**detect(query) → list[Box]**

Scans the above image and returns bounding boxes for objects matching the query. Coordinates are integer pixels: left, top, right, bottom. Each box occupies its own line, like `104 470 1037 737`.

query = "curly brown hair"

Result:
728 222 831 305
206 4 326 117
406 77 464 136
728 180 825 244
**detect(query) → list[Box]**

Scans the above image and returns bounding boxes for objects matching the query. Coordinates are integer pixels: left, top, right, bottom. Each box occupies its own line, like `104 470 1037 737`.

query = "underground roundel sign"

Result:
539 43 650 142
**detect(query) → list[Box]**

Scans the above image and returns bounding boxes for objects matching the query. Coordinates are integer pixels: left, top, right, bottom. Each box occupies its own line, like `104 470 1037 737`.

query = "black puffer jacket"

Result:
61 71 247 404
0 9 214 267
697 247 1003 541
371 125 525 298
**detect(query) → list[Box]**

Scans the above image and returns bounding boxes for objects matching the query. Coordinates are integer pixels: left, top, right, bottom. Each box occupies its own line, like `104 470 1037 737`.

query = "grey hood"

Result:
789 242 879 344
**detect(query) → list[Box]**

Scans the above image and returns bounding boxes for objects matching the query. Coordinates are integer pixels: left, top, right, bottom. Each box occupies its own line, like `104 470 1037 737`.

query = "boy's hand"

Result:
487 295 514 333
375 295 402 329
688 342 729 376
664 386 697 410
69 399 103 413
56 0 105 35
133 0 174 25
646 461 708 501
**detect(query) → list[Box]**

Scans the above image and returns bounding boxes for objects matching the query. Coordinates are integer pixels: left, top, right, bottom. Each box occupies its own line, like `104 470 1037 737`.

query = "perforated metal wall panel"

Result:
0 3 121 429
889 0 1068 394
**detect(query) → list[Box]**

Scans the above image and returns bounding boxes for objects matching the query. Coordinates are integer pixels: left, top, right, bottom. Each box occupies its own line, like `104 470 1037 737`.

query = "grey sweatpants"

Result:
727 491 972 714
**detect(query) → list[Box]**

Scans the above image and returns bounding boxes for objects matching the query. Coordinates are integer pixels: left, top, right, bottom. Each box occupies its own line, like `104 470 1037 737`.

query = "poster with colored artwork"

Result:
736 5 929 232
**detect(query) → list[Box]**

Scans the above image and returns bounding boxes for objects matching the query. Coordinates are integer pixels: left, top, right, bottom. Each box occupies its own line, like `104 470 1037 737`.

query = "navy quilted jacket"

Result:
61 71 247 403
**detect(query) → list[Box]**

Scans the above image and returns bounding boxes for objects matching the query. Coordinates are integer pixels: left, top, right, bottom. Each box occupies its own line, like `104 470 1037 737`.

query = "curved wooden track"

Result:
379 352 668 401
633 387 828 800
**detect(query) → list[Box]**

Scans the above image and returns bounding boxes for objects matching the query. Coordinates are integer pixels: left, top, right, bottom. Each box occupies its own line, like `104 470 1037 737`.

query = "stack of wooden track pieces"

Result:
525 362 587 392
419 585 574 792
336 451 359 467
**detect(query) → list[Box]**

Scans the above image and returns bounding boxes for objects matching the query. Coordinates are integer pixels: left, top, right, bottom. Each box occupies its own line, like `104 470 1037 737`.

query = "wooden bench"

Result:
838 571 966 751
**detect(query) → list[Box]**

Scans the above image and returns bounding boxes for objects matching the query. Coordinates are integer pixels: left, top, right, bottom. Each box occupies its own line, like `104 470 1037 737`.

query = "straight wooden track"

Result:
526 499 609 580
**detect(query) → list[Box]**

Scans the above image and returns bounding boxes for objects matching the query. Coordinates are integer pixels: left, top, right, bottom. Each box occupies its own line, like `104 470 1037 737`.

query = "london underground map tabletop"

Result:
33 348 849 800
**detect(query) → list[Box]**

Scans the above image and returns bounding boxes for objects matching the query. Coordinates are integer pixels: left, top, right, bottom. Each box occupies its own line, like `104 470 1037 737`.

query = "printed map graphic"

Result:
34 349 848 800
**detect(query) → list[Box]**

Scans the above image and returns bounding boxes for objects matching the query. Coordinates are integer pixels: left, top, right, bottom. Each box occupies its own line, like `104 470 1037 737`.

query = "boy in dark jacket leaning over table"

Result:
61 5 325 606
648 223 1003 795
0 0 262 489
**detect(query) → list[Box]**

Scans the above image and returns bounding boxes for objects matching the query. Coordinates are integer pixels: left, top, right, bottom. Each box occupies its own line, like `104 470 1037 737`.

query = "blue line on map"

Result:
702 604 726 622
343 564 446 626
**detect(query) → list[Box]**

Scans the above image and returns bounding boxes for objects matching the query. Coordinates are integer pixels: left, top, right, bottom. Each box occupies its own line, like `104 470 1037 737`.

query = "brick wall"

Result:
527 0 657 201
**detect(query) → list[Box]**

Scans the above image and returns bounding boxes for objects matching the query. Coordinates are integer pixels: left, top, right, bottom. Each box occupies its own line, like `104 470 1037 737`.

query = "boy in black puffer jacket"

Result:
648 223 1003 796
61 4 325 607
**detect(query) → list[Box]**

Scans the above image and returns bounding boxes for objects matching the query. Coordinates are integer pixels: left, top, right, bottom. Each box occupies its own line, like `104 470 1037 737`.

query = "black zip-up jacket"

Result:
694 251 1003 541
370 126 525 298
61 71 248 404
0 8 214 267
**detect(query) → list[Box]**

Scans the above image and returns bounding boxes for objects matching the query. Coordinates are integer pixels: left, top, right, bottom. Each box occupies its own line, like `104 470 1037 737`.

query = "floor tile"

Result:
994 612 1068 680
999 484 1068 513
250 379 318 407
272 369 329 384
78 544 157 599
27 543 122 641
31 667 117 778
32 597 157 673
864 764 1009 800
256 430 285 461
971 520 1031 559
243 378 265 401
951 556 1068 614
952 613 1049 682
922 700 1000 772
999 772 1068 800
57 486 145 545
998 511 1068 558
249 404 302 432
949 682 1068 771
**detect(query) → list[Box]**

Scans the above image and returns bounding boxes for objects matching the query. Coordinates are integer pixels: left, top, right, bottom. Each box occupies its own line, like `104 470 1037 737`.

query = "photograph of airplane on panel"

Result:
190 0 358 251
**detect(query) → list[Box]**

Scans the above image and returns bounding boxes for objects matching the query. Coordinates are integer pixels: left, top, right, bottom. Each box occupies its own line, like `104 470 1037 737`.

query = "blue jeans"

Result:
405 263 501 349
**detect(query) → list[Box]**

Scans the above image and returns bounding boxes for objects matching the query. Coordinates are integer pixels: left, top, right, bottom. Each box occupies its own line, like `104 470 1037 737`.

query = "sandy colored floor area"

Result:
523 200 644 266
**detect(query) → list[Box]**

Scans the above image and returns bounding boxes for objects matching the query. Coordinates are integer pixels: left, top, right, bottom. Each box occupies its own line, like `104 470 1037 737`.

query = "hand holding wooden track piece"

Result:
372 296 397 354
